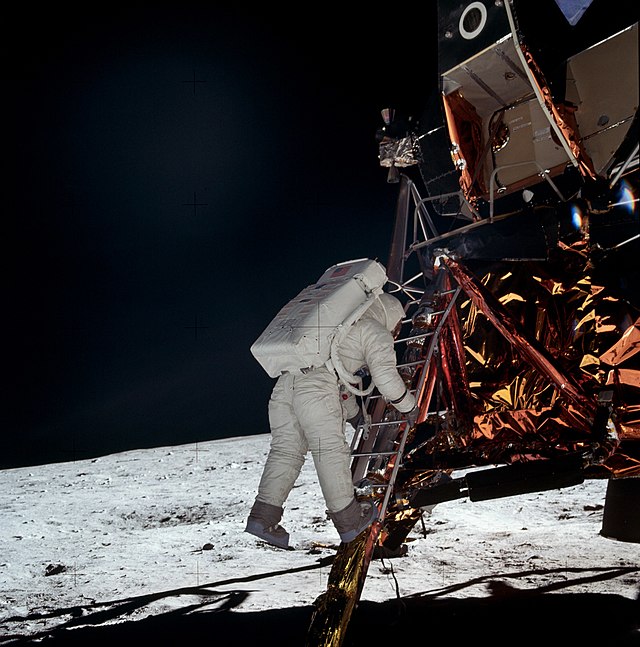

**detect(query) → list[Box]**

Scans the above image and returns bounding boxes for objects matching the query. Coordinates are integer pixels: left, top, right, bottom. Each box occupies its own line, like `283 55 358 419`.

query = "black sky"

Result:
5 5 437 467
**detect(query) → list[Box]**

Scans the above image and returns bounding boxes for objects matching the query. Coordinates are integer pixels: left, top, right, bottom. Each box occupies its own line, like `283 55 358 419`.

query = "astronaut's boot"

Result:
329 498 377 543
245 500 290 549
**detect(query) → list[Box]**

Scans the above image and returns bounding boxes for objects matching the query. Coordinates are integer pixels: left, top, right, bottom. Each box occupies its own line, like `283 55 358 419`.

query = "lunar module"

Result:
307 1 639 644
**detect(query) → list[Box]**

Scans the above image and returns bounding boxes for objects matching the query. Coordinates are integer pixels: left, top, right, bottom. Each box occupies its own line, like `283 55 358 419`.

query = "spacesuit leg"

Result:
255 373 309 508
292 370 355 514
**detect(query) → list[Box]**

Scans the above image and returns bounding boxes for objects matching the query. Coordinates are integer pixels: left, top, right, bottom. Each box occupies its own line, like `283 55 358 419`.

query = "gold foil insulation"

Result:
396 239 640 476
306 523 381 647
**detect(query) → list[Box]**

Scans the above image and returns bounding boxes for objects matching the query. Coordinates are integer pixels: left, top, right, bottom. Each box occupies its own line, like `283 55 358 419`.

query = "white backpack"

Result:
250 258 388 394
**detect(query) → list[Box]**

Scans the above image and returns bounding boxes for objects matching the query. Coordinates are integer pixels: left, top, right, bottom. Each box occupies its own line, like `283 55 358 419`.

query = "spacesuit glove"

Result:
405 405 419 429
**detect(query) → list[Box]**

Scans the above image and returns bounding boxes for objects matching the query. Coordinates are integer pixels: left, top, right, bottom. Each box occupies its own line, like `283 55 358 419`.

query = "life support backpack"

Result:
250 258 388 395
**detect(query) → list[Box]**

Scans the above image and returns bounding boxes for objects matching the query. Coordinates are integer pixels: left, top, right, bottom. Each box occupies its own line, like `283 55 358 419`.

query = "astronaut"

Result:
245 292 418 549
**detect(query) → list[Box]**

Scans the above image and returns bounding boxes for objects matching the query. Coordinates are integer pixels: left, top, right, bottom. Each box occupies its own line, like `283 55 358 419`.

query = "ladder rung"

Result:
351 450 398 458
395 332 434 344
397 359 426 369
369 420 405 428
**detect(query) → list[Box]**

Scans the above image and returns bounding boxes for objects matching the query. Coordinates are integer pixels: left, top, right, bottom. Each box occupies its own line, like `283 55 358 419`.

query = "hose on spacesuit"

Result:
327 291 383 397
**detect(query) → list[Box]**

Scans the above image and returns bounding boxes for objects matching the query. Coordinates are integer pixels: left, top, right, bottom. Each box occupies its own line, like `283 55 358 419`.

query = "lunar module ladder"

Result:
304 283 462 646
347 283 462 533
306 176 465 647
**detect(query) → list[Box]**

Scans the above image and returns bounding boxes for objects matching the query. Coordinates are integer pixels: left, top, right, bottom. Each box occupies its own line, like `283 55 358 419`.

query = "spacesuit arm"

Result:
359 320 416 413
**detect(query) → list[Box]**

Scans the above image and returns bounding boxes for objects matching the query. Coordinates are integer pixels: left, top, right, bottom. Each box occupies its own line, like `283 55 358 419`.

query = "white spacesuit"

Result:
245 292 418 549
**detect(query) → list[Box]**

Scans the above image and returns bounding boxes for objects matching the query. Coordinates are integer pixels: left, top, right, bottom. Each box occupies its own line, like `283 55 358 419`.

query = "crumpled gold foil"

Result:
600 316 640 441
393 237 640 479
306 523 380 647
600 318 640 366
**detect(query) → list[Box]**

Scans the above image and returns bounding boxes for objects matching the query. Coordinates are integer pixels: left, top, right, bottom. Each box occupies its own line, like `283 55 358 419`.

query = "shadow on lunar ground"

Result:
3 588 638 647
